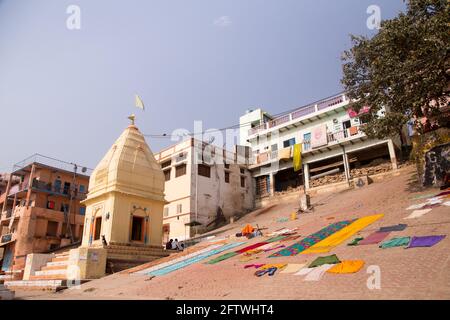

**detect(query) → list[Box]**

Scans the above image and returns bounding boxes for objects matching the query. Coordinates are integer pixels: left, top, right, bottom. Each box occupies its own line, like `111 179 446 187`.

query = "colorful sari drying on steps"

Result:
269 220 355 257
302 214 384 254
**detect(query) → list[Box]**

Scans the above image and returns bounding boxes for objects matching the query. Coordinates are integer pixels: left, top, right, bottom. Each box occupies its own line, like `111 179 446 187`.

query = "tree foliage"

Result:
341 0 450 140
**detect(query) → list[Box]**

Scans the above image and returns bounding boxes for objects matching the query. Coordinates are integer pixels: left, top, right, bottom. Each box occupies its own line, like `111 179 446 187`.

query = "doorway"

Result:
94 216 102 240
131 216 144 241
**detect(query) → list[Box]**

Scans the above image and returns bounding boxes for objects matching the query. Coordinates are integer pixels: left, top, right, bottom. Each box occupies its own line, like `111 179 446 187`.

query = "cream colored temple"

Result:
81 115 166 248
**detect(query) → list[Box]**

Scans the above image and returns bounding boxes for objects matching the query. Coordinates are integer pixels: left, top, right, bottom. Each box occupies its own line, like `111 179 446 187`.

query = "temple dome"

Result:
86 123 165 202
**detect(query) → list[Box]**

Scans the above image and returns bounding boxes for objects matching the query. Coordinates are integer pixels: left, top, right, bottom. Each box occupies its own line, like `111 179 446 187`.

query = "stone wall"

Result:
423 142 450 187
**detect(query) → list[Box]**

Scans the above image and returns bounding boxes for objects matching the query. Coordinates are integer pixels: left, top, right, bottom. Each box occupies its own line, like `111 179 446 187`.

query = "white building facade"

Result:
154 138 254 242
240 92 400 197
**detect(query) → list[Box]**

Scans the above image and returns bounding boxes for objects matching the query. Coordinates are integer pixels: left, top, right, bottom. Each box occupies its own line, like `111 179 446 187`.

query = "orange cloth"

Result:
349 126 359 136
241 224 255 235
259 264 287 270
327 260 365 274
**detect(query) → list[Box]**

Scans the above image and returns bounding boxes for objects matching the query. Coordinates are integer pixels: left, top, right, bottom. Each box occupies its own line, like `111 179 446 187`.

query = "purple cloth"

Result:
379 224 407 232
406 235 446 248
359 231 391 245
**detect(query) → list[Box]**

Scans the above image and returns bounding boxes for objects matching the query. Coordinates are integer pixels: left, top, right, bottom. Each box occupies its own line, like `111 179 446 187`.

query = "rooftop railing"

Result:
12 154 93 176
248 92 348 136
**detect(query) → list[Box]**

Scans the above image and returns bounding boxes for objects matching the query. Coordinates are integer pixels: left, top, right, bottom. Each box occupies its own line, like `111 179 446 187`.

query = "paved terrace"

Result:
16 166 450 300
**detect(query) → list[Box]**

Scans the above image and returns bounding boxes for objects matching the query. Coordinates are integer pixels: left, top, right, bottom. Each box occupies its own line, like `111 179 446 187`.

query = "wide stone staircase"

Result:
105 243 171 272
4 251 87 292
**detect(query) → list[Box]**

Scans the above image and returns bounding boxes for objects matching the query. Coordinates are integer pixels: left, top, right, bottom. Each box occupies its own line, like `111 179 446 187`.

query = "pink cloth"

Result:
358 231 391 245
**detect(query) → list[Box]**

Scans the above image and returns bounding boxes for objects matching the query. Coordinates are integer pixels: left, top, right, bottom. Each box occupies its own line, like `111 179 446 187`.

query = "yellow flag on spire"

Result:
135 94 145 110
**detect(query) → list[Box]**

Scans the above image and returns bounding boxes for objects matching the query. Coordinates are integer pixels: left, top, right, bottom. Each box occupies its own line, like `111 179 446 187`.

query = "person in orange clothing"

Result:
241 224 255 236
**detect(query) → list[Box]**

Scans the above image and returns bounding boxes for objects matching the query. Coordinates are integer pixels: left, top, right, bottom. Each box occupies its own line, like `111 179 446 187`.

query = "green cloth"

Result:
347 237 364 246
308 254 341 268
266 235 287 243
293 143 302 172
379 237 411 249
205 252 238 264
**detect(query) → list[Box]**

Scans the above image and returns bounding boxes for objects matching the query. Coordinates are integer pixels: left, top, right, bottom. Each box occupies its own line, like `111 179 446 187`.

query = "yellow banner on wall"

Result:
293 143 302 172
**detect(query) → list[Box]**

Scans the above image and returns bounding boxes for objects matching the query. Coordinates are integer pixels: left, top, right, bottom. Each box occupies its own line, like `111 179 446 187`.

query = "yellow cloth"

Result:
327 260 365 274
301 214 384 254
279 263 306 274
278 147 292 160
293 143 302 172
259 264 287 270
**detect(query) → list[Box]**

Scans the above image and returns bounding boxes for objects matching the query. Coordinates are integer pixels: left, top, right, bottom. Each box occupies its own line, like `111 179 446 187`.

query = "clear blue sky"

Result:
0 0 405 171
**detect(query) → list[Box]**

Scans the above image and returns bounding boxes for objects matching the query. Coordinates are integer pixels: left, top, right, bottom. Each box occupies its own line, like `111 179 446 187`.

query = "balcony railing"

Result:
302 126 365 153
31 179 87 199
248 92 347 136
268 115 290 128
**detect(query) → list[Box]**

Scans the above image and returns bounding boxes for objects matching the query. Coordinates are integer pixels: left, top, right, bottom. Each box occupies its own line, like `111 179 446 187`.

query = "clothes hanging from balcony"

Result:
349 126 359 136
278 147 292 160
311 124 328 148
293 144 302 172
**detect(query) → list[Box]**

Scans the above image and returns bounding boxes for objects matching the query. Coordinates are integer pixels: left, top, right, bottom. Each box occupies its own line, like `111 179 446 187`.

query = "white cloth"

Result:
404 209 432 219
406 203 426 210
171 241 179 250
303 264 334 281
294 267 315 276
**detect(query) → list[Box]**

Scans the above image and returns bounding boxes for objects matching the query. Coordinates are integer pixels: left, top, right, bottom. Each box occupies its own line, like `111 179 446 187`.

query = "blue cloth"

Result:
148 242 246 276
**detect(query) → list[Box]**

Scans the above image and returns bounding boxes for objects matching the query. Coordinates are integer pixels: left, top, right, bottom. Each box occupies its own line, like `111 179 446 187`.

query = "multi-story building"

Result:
0 154 90 274
154 138 254 242
240 92 402 198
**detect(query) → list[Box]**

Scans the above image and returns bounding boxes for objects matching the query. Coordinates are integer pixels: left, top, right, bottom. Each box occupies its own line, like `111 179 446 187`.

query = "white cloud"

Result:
213 16 232 27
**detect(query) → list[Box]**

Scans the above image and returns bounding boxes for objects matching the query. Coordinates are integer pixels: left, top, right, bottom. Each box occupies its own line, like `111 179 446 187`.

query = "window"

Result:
79 185 86 193
343 120 351 129
175 164 187 177
240 168 245 174
224 171 230 183
60 203 69 213
53 179 62 193
198 164 211 178
271 144 278 151
46 221 58 237
94 217 102 240
240 176 246 188
63 182 71 195
161 160 171 169
79 206 86 215
224 163 230 169
164 169 171 181
177 204 182 214
283 138 296 148
163 207 169 217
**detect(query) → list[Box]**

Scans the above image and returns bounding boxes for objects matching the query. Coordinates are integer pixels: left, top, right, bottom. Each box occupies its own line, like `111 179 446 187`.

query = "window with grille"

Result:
240 176 246 188
177 204 182 214
164 169 171 181
198 164 211 178
175 164 187 177
161 160 171 169
163 207 169 217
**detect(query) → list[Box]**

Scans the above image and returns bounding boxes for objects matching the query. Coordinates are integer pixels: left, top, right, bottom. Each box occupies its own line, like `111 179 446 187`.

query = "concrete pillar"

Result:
25 164 36 209
387 139 398 170
1 175 12 213
343 153 350 183
303 163 310 190
269 172 275 196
